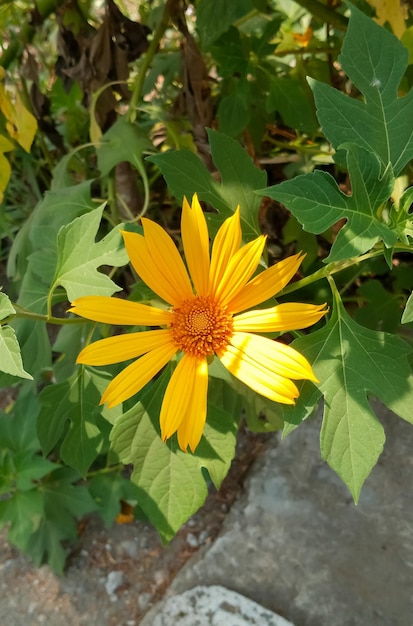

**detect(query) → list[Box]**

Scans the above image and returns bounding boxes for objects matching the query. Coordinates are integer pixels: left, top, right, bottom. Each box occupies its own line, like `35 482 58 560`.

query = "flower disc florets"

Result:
171 296 233 357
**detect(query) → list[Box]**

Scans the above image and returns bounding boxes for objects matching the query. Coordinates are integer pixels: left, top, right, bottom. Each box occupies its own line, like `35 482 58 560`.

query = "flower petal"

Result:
214 235 266 306
100 341 177 408
209 207 242 293
228 331 318 381
69 296 173 326
233 303 328 333
227 253 304 313
181 195 210 296
142 217 194 297
159 354 193 442
219 342 299 404
76 329 173 365
218 331 318 404
122 230 192 306
176 357 208 453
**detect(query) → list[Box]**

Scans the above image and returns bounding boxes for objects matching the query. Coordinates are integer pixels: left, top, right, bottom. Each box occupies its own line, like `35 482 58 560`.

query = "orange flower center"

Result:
171 296 233 357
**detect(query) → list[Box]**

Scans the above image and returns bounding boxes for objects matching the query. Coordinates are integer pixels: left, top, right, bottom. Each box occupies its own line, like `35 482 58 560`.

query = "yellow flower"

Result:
69 195 327 452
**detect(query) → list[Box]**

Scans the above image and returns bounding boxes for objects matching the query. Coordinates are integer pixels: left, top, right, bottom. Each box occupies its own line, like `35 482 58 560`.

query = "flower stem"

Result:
7 304 85 326
127 0 174 123
278 248 386 297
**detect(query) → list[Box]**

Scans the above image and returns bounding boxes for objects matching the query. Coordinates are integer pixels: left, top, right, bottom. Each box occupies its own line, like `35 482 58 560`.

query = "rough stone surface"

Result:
1 403 412 626
144 404 413 626
142 585 295 626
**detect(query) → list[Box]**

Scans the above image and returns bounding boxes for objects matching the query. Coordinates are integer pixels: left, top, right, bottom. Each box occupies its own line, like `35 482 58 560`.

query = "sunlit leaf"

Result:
97 116 152 176
51 204 128 301
367 0 406 38
401 292 413 323
0 85 37 152
110 371 237 541
259 143 396 262
0 295 32 379
281 284 413 501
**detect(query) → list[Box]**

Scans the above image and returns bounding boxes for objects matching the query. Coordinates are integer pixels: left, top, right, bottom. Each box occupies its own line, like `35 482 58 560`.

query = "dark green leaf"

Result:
196 0 254 48
259 143 396 262
37 368 117 476
268 77 318 133
217 92 250 138
310 3 413 175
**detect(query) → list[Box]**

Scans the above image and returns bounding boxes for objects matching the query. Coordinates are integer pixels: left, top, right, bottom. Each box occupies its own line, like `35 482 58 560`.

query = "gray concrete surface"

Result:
142 404 413 626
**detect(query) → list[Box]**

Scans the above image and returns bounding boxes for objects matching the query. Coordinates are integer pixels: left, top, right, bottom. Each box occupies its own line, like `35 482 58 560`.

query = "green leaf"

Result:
51 204 128 301
97 116 152 177
13 452 57 491
259 143 396 262
0 293 33 379
147 129 266 241
355 279 402 332
217 91 250 138
0 385 40 453
268 77 318 133
196 0 254 48
211 27 249 77
88 472 141 526
8 181 94 286
0 324 33 379
25 518 68 575
42 466 98 518
401 292 413 324
281 284 413 501
309 3 413 176
26 466 98 574
207 128 265 240
110 371 237 541
37 368 115 476
0 291 15 321
147 149 226 213
0 489 44 552
9 318 51 378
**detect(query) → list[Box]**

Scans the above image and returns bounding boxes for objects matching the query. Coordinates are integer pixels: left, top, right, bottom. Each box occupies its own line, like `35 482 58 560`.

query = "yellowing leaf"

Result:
0 85 37 152
0 133 14 202
367 0 406 38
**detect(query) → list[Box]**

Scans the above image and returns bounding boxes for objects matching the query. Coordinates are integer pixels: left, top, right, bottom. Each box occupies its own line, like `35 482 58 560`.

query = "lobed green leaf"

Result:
281 284 413 502
310 2 413 176
110 370 237 542
259 143 396 262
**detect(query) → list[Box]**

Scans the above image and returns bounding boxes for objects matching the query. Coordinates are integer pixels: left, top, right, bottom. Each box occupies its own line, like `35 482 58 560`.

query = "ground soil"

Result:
0 427 270 626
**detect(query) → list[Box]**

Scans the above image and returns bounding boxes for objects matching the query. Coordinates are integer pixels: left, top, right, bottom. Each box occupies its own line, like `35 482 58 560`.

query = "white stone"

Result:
141 585 295 626
105 570 124 598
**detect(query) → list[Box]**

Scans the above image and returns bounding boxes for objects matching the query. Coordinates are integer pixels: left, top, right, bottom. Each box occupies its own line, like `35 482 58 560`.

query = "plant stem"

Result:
127 0 175 123
278 248 385 297
8 304 85 326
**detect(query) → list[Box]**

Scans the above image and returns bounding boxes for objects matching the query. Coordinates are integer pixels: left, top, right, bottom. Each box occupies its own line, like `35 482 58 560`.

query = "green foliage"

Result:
51 205 127 301
0 0 413 574
0 293 32 379
0 388 97 574
311 3 413 176
260 143 397 262
111 371 238 541
281 282 413 501
148 128 265 241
